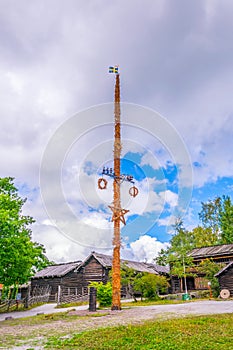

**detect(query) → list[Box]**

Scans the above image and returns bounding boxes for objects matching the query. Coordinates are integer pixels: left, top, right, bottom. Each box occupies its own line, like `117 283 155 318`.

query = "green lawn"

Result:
45 314 233 350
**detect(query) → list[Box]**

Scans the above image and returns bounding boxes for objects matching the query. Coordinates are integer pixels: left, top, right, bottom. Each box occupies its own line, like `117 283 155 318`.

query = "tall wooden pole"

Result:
98 69 138 308
111 74 121 310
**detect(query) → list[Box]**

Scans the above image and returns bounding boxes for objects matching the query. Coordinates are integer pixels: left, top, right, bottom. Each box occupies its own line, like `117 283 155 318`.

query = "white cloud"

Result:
123 235 169 263
0 0 233 262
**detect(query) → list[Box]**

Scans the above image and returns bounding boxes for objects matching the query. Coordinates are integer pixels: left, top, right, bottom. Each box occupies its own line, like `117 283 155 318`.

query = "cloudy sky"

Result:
1 0 233 263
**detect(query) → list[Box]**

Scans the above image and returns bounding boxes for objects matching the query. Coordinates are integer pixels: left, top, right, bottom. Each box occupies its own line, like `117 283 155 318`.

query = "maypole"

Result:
98 66 138 310
111 72 123 310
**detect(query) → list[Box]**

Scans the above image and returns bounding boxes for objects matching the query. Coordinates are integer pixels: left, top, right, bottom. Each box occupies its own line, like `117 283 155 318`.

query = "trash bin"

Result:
182 293 191 301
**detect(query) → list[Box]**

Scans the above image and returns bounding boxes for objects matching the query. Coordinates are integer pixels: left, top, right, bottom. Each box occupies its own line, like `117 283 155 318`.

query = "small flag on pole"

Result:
109 66 119 74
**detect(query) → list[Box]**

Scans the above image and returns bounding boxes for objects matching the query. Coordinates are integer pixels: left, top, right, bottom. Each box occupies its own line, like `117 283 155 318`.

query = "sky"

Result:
0 0 233 263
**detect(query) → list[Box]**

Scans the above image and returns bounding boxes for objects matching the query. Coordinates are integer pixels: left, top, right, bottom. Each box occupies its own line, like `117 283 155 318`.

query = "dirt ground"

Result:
0 300 233 349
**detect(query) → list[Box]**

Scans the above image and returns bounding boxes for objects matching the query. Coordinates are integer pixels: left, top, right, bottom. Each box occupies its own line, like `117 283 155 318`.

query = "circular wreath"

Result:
129 186 139 197
98 178 108 190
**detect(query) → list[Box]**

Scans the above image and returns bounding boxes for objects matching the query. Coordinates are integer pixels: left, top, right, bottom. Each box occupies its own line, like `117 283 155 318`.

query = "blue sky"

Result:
0 0 233 262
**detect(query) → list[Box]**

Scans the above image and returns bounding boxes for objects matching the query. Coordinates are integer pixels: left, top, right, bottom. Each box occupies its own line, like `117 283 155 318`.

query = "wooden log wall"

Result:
31 277 61 301
82 256 109 286
31 257 110 301
218 266 233 296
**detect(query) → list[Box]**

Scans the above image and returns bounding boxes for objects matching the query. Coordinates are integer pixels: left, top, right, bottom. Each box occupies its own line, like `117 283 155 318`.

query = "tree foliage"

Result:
219 196 233 244
120 263 138 301
198 259 224 297
199 197 222 235
155 219 194 278
156 195 233 270
89 282 112 307
190 226 218 248
133 273 168 300
199 195 233 244
120 263 168 300
0 177 50 288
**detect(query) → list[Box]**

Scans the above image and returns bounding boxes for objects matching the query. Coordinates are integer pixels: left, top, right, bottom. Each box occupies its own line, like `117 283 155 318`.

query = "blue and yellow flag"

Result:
109 66 119 74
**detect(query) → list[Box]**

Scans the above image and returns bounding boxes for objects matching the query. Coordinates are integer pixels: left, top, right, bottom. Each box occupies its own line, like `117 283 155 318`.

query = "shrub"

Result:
89 282 112 307
133 273 169 300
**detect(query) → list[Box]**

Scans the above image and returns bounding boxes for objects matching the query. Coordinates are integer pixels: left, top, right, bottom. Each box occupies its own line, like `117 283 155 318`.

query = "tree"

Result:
120 263 139 301
199 197 222 235
155 219 195 295
190 226 218 248
154 248 170 267
0 177 50 290
133 273 168 300
155 219 194 276
199 195 233 244
198 259 224 297
219 196 233 244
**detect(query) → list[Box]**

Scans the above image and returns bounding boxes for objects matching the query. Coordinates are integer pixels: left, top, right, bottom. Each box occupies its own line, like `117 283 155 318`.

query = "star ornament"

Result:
108 206 130 225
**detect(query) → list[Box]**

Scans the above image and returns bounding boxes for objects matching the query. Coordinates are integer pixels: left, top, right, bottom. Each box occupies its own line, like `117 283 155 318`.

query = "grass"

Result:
0 310 107 327
121 299 192 307
45 314 233 349
56 301 88 308
0 301 232 349
0 310 109 348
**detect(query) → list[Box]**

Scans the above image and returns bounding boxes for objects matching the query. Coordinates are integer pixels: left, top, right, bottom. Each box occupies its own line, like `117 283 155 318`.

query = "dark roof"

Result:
83 252 169 274
32 252 169 279
215 261 233 277
188 244 233 259
145 263 170 275
33 261 82 278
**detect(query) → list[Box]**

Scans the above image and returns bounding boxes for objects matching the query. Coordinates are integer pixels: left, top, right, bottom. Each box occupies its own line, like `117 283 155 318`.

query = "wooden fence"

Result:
25 286 51 308
0 299 24 313
0 286 51 312
57 285 89 305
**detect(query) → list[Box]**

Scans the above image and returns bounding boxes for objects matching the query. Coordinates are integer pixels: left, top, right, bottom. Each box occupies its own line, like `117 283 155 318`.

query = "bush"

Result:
89 282 112 307
133 273 169 300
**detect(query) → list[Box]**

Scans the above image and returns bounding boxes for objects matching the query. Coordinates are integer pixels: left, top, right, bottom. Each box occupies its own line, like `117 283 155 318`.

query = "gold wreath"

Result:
129 186 139 197
98 178 108 190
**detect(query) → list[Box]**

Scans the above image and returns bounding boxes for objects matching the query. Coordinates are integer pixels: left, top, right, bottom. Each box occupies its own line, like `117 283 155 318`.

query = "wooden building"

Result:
189 244 233 265
171 244 233 294
215 261 233 297
31 252 169 301
31 261 82 301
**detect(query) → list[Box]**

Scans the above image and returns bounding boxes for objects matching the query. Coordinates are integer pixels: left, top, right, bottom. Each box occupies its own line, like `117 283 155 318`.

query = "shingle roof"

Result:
215 261 233 277
33 261 82 278
32 252 169 279
188 244 233 259
84 252 169 274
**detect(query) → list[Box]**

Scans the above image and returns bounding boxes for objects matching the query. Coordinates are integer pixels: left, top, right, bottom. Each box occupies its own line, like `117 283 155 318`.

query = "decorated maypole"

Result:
98 66 138 310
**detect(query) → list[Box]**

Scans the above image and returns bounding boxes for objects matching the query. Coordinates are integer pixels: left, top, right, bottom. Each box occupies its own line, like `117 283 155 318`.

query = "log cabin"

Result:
215 261 233 297
31 260 82 301
31 251 169 301
171 243 233 294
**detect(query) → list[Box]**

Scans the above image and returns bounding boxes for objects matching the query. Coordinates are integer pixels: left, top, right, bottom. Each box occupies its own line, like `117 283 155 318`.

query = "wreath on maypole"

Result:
98 178 108 190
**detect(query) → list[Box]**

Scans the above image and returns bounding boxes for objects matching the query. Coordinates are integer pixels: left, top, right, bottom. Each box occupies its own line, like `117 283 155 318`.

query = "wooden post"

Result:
89 287 97 312
57 285 61 306
111 74 122 310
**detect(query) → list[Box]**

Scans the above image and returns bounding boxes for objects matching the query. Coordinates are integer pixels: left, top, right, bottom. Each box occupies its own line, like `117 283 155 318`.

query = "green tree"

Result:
133 273 168 300
155 219 194 277
198 195 233 244
89 282 112 307
198 259 224 297
190 226 218 248
0 177 50 290
219 196 233 244
120 263 138 301
154 248 170 267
